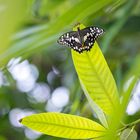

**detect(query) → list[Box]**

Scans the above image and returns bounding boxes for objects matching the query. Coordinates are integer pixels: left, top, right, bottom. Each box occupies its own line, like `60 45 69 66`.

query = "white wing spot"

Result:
87 33 89 36
84 35 87 42
75 38 80 43
66 33 69 37
71 36 74 40
90 33 93 37
69 38 71 42
90 28 94 32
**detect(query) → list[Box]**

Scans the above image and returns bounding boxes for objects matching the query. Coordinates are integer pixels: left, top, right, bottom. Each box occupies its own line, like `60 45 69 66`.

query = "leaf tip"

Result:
19 118 23 123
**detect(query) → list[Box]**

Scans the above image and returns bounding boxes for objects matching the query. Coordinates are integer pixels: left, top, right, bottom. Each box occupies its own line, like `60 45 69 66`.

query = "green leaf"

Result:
120 128 137 140
102 0 137 53
0 0 115 66
0 0 27 66
80 79 108 128
106 77 138 140
72 24 120 115
20 112 106 139
121 76 138 116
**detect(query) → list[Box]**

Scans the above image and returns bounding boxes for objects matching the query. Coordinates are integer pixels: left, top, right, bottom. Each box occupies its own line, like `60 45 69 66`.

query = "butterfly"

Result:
57 26 104 53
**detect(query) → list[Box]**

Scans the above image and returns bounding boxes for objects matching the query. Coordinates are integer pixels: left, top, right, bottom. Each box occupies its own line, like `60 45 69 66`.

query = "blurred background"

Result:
0 0 140 140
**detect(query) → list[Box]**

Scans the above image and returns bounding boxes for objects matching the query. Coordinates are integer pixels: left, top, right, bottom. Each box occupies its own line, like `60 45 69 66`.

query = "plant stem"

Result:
118 119 140 133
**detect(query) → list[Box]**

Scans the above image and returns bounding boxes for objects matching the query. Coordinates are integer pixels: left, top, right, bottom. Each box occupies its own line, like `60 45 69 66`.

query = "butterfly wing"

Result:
57 31 83 53
80 27 104 51
57 26 104 53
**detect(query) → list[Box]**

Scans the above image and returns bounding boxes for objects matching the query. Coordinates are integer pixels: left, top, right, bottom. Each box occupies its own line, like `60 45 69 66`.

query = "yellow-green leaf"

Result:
72 24 120 115
20 112 106 139
80 79 108 128
120 128 137 140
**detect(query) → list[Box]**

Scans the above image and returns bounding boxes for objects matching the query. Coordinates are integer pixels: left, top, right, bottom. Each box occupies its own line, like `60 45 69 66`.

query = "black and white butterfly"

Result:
57 26 104 53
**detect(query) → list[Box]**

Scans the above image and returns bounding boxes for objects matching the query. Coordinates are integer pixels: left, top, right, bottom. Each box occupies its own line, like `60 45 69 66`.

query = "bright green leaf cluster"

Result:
20 24 138 140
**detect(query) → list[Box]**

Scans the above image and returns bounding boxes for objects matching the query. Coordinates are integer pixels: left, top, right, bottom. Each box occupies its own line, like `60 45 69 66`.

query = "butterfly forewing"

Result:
80 27 97 51
57 31 83 53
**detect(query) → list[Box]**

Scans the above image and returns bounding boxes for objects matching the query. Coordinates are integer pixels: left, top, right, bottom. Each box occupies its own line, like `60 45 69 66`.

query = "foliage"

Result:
0 0 140 140
20 112 106 139
20 24 139 139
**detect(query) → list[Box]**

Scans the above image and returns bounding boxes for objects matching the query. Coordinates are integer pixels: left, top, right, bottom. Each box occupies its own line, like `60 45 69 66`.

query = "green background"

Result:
0 0 140 139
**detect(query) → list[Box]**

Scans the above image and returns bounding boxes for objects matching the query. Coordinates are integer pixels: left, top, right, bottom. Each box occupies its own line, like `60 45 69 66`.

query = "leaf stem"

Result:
118 119 140 133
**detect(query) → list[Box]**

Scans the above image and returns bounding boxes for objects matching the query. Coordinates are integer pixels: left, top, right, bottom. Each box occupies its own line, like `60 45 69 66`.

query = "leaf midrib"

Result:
23 120 106 132
85 52 115 108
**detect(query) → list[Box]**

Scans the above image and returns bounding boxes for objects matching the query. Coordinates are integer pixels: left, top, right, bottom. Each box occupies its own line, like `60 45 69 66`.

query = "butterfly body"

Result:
57 26 104 53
